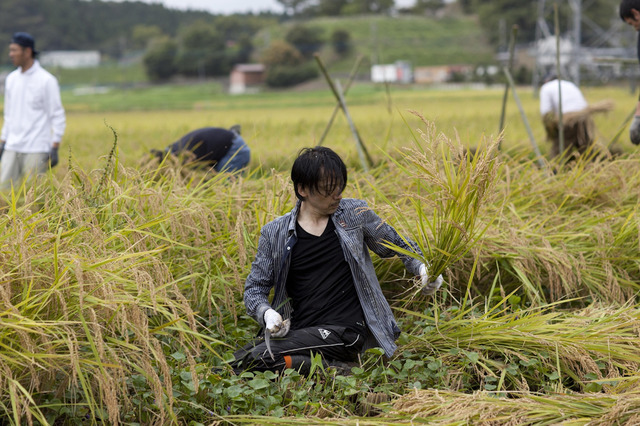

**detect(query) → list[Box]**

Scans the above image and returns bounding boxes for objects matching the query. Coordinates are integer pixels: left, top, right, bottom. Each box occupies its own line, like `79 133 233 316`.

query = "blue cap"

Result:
11 32 38 55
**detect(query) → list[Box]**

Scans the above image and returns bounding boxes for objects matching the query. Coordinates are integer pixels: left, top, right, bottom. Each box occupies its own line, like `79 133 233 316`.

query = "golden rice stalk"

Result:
392 387 640 425
373 111 501 294
398 302 640 393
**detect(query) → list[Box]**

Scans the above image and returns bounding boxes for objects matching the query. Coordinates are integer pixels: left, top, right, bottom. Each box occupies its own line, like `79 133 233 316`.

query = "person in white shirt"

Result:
619 0 640 145
539 74 589 118
538 72 600 159
0 32 66 191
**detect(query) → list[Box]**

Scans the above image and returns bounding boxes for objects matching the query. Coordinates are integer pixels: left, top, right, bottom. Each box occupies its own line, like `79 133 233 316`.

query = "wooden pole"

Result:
609 106 636 146
314 54 374 169
554 2 565 154
498 25 519 138
335 80 368 171
503 66 546 170
318 55 364 146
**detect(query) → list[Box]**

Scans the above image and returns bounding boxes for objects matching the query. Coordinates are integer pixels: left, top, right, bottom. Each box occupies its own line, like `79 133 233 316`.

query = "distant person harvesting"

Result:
0 32 66 191
619 0 640 145
232 146 443 375
539 72 613 158
151 125 250 174
620 0 640 145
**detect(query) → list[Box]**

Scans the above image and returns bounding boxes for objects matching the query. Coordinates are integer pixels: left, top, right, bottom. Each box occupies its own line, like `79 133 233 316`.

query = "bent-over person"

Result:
539 73 614 159
151 125 249 174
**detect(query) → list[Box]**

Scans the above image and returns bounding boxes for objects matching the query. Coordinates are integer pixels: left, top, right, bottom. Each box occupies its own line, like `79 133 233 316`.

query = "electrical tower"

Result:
534 0 632 88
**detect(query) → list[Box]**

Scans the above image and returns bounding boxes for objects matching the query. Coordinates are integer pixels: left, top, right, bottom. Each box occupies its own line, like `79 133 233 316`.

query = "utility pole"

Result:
535 0 583 85
569 0 582 85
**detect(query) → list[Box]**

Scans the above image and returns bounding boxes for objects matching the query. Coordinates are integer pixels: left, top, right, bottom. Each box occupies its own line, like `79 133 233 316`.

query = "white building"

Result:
371 61 413 84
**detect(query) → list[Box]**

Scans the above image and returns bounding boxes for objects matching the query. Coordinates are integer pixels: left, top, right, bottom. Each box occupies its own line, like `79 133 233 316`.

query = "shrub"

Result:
143 37 178 82
176 21 228 77
131 24 164 50
330 29 351 56
265 62 319 88
261 40 304 67
284 24 325 59
230 34 254 65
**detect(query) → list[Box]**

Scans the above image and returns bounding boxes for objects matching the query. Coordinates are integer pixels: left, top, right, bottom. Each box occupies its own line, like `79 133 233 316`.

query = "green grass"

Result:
63 80 226 112
253 14 495 72
52 61 148 88
31 13 495 90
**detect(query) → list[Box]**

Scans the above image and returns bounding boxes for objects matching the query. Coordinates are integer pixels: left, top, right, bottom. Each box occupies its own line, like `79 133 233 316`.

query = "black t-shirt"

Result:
169 127 234 164
285 219 366 334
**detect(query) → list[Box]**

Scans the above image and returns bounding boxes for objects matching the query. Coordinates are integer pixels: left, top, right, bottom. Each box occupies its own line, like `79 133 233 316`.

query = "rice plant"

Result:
1 85 640 423
364 111 501 306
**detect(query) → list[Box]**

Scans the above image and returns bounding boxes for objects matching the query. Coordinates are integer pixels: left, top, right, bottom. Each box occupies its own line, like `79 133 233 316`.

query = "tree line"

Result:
0 0 624 85
276 0 623 49
0 0 279 62
0 0 623 59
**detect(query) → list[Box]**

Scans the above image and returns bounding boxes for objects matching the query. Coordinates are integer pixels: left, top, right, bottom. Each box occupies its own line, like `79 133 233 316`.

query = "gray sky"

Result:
109 0 417 15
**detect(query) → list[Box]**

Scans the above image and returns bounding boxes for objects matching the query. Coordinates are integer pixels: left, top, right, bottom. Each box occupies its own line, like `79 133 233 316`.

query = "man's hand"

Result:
264 308 290 337
420 263 443 296
49 146 59 167
0 142 4 161
630 116 640 145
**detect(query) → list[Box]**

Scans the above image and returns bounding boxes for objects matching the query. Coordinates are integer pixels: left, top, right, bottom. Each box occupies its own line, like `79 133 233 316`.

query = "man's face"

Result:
624 9 640 31
299 180 343 216
8 43 30 67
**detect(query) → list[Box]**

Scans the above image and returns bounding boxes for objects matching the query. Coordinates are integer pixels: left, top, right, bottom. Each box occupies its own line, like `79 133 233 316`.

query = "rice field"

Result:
1 81 640 424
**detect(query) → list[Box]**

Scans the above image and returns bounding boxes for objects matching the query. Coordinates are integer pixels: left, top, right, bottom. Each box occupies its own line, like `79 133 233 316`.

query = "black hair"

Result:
620 0 640 20
291 146 347 201
11 32 38 58
543 71 557 84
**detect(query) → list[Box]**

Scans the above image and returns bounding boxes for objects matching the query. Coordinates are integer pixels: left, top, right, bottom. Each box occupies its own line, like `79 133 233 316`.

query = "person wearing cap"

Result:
150 125 250 174
539 72 613 159
0 32 65 191
620 0 640 145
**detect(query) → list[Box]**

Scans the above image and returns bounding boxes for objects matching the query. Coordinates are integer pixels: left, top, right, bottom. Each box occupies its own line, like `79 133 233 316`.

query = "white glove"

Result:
264 308 290 337
631 116 640 145
419 263 443 296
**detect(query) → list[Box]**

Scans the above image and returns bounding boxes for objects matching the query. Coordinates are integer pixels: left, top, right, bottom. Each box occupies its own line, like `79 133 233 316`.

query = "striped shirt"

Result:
243 198 423 357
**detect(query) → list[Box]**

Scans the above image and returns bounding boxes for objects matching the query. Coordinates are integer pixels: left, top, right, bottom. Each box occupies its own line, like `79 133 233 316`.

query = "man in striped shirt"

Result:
232 146 442 375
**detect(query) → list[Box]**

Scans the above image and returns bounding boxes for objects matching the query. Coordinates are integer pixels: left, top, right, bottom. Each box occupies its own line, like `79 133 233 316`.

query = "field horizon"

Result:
54 81 637 173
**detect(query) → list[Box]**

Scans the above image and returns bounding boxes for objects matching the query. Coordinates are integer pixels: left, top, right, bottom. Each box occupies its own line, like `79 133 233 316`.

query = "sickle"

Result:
265 319 289 361
265 328 274 361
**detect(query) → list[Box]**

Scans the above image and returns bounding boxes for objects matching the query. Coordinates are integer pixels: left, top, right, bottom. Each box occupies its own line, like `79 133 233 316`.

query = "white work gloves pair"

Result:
420 263 444 296
264 308 290 337
631 116 640 145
